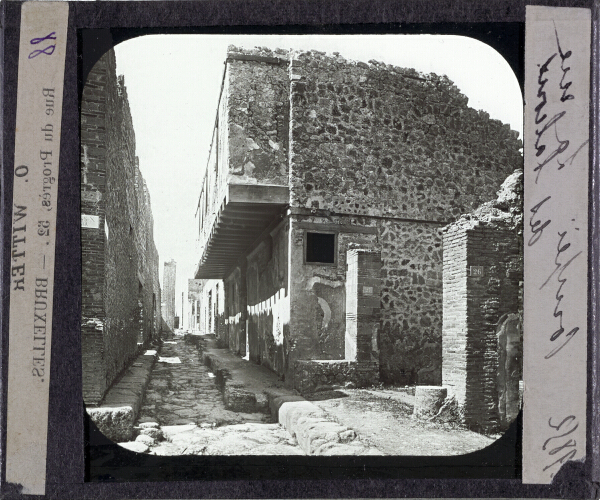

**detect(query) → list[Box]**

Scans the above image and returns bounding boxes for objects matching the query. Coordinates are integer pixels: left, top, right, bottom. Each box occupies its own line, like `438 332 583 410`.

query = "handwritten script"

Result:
528 24 586 361
523 6 589 484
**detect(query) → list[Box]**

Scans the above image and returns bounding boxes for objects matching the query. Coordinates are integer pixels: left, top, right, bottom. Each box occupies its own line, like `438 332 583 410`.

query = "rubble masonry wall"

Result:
226 49 290 186
287 50 522 384
81 49 161 405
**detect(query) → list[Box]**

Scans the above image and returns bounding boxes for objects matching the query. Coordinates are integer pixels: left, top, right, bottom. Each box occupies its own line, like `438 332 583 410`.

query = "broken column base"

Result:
412 386 448 419
293 360 379 395
413 387 488 429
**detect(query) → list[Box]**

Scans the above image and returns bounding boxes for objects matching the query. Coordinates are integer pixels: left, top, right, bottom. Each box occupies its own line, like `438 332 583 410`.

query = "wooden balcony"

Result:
194 184 289 279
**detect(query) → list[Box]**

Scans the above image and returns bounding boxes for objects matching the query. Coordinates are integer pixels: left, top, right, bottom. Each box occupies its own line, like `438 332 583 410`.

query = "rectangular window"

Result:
305 232 336 264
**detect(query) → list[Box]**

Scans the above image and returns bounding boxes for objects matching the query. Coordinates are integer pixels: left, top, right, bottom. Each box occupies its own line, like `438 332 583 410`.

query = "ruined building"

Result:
162 259 177 332
188 279 223 335
188 279 203 332
194 46 523 391
442 170 523 431
81 48 162 405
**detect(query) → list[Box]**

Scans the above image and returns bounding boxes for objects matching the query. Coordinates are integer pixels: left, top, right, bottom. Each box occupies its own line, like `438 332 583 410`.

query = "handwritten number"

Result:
543 416 578 474
30 32 57 44
548 415 577 430
543 417 578 449
543 449 577 472
548 439 576 456
28 32 56 59
29 46 55 59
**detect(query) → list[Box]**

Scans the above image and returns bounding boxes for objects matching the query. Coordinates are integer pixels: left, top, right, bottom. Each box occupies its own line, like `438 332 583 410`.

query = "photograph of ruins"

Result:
82 35 523 457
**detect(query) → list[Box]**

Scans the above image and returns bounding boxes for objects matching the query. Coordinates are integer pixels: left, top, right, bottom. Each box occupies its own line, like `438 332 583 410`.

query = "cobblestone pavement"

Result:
128 335 305 455
137 336 269 427
121 421 304 456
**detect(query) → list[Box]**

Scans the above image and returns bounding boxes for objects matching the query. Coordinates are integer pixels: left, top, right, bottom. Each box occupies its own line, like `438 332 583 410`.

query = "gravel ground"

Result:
309 387 498 456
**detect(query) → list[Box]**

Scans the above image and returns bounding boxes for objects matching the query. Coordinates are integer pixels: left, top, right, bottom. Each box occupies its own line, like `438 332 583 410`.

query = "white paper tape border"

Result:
6 2 68 495
523 5 590 485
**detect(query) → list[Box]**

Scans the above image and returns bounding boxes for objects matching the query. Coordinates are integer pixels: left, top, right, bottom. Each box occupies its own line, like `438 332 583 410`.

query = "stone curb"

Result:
203 352 272 413
203 350 381 455
87 348 158 442
276 399 382 455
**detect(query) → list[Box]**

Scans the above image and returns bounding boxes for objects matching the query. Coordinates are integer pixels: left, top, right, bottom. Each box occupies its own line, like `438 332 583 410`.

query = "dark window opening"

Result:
305 232 336 264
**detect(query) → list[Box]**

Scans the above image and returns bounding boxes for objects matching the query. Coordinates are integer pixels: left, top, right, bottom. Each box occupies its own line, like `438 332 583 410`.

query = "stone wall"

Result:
226 47 290 186
81 49 162 406
224 267 245 353
287 214 378 386
286 49 522 385
287 50 522 219
188 279 203 331
379 220 445 385
345 248 381 365
191 279 223 336
294 360 379 395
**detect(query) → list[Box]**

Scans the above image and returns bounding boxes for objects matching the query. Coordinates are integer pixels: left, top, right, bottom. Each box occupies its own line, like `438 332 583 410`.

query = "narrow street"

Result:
119 335 494 457
137 336 268 427
127 335 305 456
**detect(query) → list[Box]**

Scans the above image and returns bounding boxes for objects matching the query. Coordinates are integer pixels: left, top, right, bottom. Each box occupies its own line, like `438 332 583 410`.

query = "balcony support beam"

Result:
195 183 289 279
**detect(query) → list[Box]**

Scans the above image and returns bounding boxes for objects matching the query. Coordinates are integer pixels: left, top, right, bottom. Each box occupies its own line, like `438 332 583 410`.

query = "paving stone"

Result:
224 386 257 412
138 426 164 441
132 336 308 456
279 401 325 436
135 434 156 446
139 421 159 429
118 441 149 454
270 395 306 421
137 416 157 423
161 423 198 436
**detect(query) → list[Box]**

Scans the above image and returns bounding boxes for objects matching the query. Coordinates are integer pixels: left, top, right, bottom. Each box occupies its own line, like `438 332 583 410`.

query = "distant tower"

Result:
162 259 176 331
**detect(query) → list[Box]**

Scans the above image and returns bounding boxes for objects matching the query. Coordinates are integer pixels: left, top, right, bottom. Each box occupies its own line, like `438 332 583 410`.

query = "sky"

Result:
114 34 523 325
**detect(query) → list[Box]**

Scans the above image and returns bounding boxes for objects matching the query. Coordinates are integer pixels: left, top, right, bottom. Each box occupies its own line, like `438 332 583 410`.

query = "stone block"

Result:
223 385 257 413
138 426 164 442
278 400 324 437
269 395 305 422
135 434 156 447
88 406 135 442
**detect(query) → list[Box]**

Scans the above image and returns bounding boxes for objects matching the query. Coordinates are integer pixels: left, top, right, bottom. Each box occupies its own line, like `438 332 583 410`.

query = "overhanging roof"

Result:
195 184 289 279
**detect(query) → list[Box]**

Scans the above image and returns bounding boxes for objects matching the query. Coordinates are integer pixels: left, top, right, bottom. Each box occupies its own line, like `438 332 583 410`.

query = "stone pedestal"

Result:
413 386 448 419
